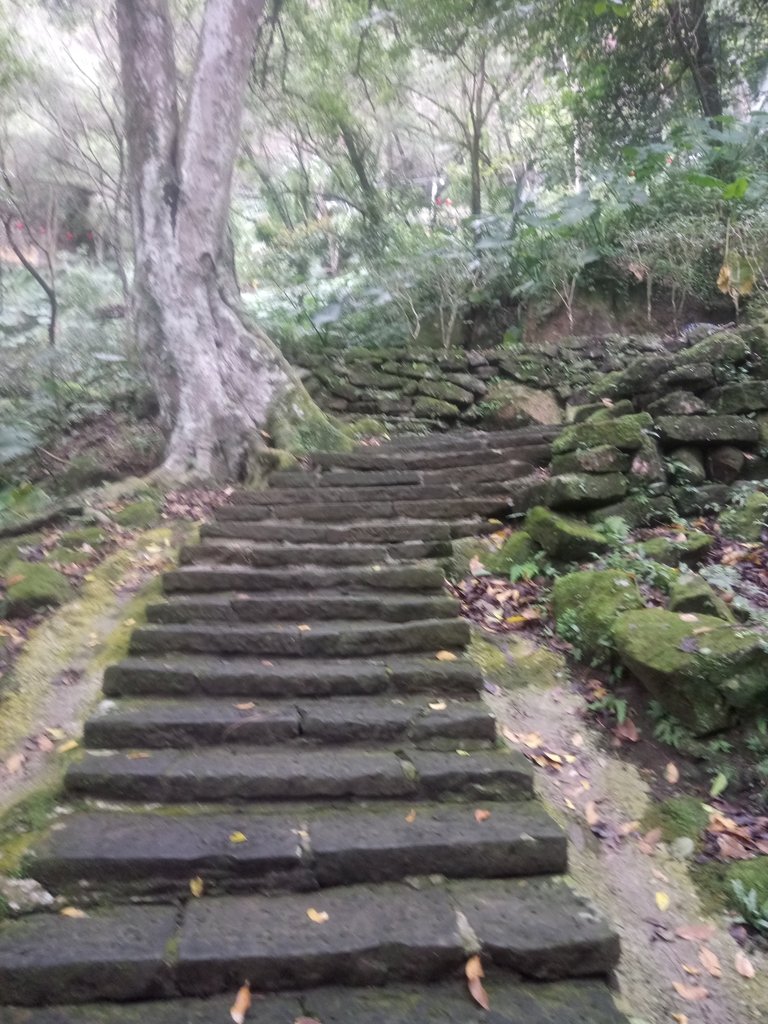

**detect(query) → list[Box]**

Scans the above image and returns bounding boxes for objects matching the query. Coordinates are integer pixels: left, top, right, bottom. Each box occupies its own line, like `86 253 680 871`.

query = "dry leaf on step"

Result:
297 624 311 632
671 1015 689 1024
655 891 670 912
672 981 709 1001
60 907 87 918
306 908 329 924
665 762 680 784
585 801 601 827
735 950 756 978
4 752 24 774
465 955 490 1010
698 947 721 977
229 831 247 844
675 923 715 942
435 650 457 662
428 700 447 711
57 740 79 754
230 982 251 1024
189 876 204 898
405 808 417 823
474 809 492 823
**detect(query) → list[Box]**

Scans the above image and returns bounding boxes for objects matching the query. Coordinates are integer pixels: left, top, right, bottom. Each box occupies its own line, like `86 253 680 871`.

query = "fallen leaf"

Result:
229 831 247 844
57 740 79 754
522 732 543 749
679 614 699 623
682 964 700 976
671 1014 689 1024
655 891 671 912
710 772 728 798
306 907 329 923
297 624 311 632
570 732 584 748
127 751 151 760
474 809 492 823
665 762 680 784
45 727 66 740
405 808 417 823
428 700 447 711
36 735 54 753
675 923 716 942
4 752 24 774
189 876 204 898
735 949 756 978
619 820 641 836
234 702 255 710
435 650 457 662
698 947 721 977
672 981 708 1002
585 801 601 827
465 955 490 1010
60 907 87 918
294 1019 323 1024
230 982 251 1024
614 719 639 742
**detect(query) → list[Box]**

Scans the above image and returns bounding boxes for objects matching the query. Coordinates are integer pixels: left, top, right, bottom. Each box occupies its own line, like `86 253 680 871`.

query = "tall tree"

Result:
116 0 343 481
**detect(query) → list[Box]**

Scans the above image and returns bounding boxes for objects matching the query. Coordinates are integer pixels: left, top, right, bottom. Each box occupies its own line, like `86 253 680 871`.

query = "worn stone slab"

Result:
32 811 306 894
311 803 566 885
175 884 463 994
129 618 470 658
83 697 301 748
656 414 760 445
0 905 177 1005
201 519 455 544
316 469 424 487
231 483 470 506
0 979 626 1023
406 751 533 801
179 538 452 568
454 877 621 980
147 590 459 625
103 653 483 699
65 748 416 802
162 562 444 594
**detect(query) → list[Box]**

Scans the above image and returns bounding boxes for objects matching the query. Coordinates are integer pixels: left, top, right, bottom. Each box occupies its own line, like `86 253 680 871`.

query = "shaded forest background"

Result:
2 0 768 496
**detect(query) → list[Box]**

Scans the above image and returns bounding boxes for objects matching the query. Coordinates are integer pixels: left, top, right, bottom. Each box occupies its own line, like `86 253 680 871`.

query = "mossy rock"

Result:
412 396 460 419
550 445 630 476
58 527 107 550
666 446 706 486
551 569 644 660
418 379 474 407
446 537 491 580
647 391 709 417
55 453 116 493
669 574 734 622
481 382 562 427
544 472 628 512
655 414 759 445
552 413 653 455
485 531 538 575
679 331 749 370
643 796 709 844
614 608 768 734
637 529 713 567
2 560 72 618
711 381 768 415
114 500 160 529
629 436 666 488
525 506 610 562
726 858 768 907
0 534 43 572
586 494 677 528
586 399 635 421
46 547 94 567
500 636 567 689
719 491 768 542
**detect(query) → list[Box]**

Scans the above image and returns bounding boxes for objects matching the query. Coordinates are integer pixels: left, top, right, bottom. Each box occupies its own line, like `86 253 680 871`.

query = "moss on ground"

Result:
0 785 60 879
642 796 709 843
2 561 72 618
114 499 160 529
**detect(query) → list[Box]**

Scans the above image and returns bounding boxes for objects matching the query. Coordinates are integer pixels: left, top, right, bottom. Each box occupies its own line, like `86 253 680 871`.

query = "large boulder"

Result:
647 391 709 417
613 608 768 734
667 447 706 486
552 413 653 455
637 529 713 567
544 472 628 511
481 382 563 427
669 575 734 622
525 506 610 562
705 445 745 484
550 446 630 475
552 569 644 660
711 381 768 414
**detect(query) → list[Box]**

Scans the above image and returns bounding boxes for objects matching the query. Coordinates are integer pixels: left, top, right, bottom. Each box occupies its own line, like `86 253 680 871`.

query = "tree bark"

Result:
116 0 344 481
667 0 723 121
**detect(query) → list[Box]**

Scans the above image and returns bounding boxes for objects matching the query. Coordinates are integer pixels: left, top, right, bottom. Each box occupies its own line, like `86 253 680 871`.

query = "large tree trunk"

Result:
667 0 723 121
116 0 345 481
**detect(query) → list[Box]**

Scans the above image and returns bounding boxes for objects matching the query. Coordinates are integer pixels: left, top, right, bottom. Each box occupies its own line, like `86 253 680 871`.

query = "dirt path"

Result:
486 666 768 1024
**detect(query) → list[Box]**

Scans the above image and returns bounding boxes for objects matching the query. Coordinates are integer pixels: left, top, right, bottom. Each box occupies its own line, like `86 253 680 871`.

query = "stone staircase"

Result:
0 426 626 1024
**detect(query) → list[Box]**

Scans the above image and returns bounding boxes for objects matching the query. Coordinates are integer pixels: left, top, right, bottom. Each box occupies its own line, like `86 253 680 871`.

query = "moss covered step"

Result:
178 538 452 568
232 479 525 506
103 653 483 700
64 748 533 803
200 518 466 544
147 590 459 624
215 495 514 523
309 444 551 472
82 695 495 750
162 562 445 594
551 413 653 455
379 426 561 451
129 618 470 658
31 802 564 896
0 979 627 1024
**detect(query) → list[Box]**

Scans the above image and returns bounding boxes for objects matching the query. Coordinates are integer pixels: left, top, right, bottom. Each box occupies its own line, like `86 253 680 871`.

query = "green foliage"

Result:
730 880 768 937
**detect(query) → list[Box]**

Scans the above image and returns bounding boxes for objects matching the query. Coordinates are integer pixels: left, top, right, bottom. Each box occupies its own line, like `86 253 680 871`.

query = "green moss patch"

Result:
114 500 160 529
552 569 644 661
2 561 72 618
642 796 709 843
525 506 610 562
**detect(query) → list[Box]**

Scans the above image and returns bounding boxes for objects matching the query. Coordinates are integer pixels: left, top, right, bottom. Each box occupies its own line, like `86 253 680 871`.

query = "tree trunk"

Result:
116 0 345 481
667 0 723 121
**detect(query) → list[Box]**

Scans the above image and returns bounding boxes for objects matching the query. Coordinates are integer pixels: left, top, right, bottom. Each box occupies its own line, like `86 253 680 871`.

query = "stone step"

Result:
0 878 619 1006
65 747 533 803
162 561 445 594
216 494 512 523
83 695 495 749
129 618 470 658
147 590 459 624
103 653 483 699
310 446 550 473
0 978 628 1024
229 476 526 508
31 802 564 896
178 537 451 568
379 426 561 451
201 518 478 544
